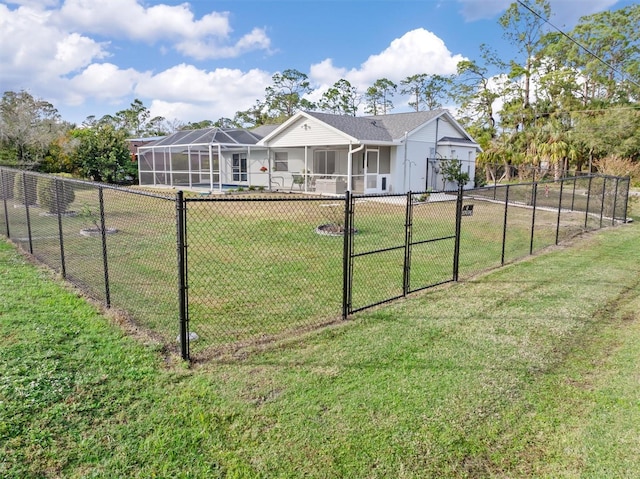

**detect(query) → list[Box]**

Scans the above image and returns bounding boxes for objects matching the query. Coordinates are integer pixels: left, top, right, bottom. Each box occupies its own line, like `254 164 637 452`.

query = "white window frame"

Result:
274 151 288 172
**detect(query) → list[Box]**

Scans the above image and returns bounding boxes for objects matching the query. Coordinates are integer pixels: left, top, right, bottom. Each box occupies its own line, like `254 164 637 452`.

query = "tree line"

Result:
1 0 638 184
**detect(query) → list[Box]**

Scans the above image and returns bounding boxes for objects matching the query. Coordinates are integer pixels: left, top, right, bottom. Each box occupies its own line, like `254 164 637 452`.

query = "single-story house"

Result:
137 109 480 194
259 109 480 194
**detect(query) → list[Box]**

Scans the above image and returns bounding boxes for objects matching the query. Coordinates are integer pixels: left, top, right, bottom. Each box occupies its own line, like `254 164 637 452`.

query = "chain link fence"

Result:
0 168 178 347
0 167 630 361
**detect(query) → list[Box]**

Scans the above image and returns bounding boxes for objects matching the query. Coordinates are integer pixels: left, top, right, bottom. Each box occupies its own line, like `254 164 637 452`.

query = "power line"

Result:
516 0 640 90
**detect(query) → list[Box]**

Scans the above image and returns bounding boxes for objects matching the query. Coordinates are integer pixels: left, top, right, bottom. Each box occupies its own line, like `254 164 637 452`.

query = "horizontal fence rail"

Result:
0 167 630 361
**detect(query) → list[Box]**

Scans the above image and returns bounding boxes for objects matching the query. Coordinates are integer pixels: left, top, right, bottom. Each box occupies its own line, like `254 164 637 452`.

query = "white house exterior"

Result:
137 110 480 195
258 109 481 194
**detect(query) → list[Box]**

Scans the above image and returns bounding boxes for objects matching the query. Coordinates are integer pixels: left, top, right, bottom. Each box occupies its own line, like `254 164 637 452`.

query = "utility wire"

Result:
516 0 640 90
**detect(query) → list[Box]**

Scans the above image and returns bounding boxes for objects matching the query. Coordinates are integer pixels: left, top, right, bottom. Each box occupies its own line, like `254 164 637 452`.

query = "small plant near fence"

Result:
13 173 37 206
316 201 348 235
78 203 117 236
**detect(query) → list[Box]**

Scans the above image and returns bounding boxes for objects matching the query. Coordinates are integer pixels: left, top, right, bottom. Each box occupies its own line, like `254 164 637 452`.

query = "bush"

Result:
13 172 37 206
0 171 14 200
37 176 75 214
594 155 640 187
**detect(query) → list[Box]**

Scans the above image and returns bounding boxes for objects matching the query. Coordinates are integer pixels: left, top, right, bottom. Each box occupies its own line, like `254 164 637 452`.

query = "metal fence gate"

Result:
344 189 463 315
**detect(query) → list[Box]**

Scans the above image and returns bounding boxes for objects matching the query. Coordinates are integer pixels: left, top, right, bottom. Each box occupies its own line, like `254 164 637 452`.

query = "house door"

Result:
365 149 388 193
232 154 247 182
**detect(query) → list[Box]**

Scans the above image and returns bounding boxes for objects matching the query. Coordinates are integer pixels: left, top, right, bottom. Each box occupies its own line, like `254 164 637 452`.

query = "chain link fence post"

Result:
529 182 538 255
556 177 565 245
176 190 190 361
599 177 607 228
54 178 67 278
501 184 510 265
622 177 630 224
453 184 463 282
22 172 34 254
1 169 10 238
342 190 352 320
98 187 111 308
584 176 593 229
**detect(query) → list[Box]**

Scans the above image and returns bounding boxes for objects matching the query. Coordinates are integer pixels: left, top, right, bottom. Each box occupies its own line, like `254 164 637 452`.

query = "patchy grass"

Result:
2 219 640 477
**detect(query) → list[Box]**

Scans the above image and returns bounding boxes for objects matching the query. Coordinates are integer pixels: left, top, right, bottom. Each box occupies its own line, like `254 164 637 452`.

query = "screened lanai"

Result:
137 127 272 192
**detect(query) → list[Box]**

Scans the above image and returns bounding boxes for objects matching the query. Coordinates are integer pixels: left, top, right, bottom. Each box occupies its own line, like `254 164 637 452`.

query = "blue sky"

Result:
0 0 634 126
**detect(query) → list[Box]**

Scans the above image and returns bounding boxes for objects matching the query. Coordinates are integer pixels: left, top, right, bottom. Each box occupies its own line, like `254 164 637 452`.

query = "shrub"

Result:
13 172 37 206
594 155 640 187
37 176 75 214
0 171 14 200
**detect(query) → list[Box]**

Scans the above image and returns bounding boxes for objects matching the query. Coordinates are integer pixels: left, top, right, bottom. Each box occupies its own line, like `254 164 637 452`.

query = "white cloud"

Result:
135 65 271 121
0 3 107 82
176 27 271 60
55 0 271 59
309 28 466 94
67 63 145 102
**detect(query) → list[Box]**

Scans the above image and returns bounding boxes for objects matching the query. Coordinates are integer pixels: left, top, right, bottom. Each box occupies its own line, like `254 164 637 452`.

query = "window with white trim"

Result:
313 150 336 175
274 151 288 171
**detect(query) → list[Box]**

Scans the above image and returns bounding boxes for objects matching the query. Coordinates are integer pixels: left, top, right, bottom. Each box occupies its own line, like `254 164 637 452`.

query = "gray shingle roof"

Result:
438 136 477 145
306 109 447 142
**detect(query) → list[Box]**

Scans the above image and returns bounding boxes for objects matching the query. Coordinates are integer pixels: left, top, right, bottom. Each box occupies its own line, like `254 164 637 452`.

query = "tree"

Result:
399 74 452 112
233 100 273 128
100 99 169 137
452 51 502 135
318 79 361 116
0 90 64 168
440 158 470 188
72 123 136 184
499 0 552 122
264 69 315 121
364 78 397 115
544 4 640 103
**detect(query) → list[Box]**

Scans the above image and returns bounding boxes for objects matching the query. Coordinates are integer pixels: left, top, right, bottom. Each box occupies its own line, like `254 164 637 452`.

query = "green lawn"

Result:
1 217 639 477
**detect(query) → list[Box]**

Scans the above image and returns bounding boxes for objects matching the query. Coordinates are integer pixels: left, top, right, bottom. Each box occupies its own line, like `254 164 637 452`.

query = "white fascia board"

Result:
256 111 311 145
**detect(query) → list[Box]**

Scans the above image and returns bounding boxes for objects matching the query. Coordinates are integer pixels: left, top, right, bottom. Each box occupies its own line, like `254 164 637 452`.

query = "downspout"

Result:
187 145 192 188
217 144 222 193
266 148 272 191
402 131 408 193
347 143 365 193
304 146 308 193
208 144 214 191
432 117 440 191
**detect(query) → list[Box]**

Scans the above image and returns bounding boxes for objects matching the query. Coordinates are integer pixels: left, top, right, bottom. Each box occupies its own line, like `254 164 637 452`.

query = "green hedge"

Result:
36 176 75 214
13 173 37 206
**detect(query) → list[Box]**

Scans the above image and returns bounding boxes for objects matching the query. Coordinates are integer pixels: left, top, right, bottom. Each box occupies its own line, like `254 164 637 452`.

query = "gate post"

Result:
176 190 190 361
403 191 413 295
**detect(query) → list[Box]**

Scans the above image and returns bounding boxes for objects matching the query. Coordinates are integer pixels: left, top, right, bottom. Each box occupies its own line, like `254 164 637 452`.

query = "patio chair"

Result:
290 173 305 191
